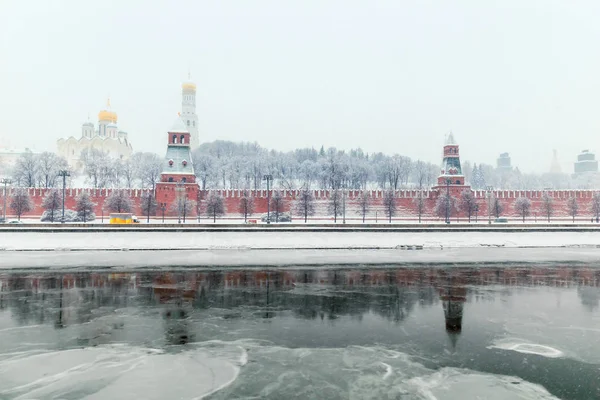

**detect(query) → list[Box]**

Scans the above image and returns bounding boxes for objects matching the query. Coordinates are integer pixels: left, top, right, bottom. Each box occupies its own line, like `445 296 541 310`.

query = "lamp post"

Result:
176 181 184 224
445 179 451 224
475 204 479 223
161 204 166 223
486 186 494 224
263 174 273 224
1 178 12 222
342 183 347 224
58 170 70 223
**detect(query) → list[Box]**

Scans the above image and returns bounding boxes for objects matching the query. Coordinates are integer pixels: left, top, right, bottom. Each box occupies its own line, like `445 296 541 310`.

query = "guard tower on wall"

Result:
434 133 471 195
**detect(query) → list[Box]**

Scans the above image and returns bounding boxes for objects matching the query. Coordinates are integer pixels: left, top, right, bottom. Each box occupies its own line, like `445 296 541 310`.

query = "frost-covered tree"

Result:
295 188 315 223
491 196 504 218
104 190 133 213
514 197 531 222
171 197 196 223
591 192 600 222
435 193 456 222
41 189 63 222
238 190 254 222
12 152 39 188
357 191 371 223
328 189 343 223
136 152 163 190
540 192 554 223
567 196 578 223
205 193 225 223
10 188 33 220
458 190 477 223
383 190 397 223
413 193 426 223
38 152 68 188
270 190 286 222
81 148 112 189
140 191 158 223
75 191 96 223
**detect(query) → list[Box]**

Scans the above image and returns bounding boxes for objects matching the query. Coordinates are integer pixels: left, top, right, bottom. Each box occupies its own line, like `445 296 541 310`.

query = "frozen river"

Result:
0 266 598 399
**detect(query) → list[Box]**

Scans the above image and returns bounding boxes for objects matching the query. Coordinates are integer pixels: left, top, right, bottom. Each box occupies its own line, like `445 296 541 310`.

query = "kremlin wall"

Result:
3 78 600 222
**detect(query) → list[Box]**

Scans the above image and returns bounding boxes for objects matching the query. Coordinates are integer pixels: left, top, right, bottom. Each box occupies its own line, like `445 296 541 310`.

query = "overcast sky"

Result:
1 0 600 173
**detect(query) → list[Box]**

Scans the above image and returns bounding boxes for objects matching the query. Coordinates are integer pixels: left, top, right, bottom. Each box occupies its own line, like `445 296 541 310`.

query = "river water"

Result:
0 266 598 399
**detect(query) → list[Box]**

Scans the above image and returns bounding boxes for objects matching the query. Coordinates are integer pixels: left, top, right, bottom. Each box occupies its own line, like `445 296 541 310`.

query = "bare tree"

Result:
413 192 426 223
492 196 504 218
12 152 39 187
383 190 397 223
328 189 343 223
270 190 286 222
238 189 255 222
10 188 33 220
104 190 133 213
567 196 578 223
435 193 455 221
459 190 477 223
81 148 112 189
540 192 554 223
41 189 62 222
120 157 138 189
75 191 96 223
592 192 600 222
205 192 225 223
137 153 163 190
140 191 158 223
295 188 315 223
171 197 196 223
38 152 67 188
357 191 371 223
514 197 531 222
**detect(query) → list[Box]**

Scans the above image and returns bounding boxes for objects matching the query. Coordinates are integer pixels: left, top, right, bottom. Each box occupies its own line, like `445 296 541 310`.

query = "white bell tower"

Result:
181 73 199 149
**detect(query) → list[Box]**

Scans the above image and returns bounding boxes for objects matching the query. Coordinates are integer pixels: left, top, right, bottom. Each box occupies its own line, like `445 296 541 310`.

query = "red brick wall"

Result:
2 187 597 222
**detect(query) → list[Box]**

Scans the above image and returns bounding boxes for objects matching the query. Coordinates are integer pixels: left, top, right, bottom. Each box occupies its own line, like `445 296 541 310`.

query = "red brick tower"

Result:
155 117 198 217
434 133 471 195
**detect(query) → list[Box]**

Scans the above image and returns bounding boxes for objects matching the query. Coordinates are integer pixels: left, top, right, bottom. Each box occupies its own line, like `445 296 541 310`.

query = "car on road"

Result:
494 217 508 223
7 220 24 224
260 213 292 223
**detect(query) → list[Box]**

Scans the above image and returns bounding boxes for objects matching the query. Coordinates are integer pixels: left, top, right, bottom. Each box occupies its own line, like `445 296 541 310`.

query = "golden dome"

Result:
98 98 117 123
182 81 196 91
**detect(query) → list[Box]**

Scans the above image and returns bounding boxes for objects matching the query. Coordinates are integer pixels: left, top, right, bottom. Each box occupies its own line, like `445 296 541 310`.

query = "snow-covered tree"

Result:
357 191 371 223
435 193 456 221
295 188 315 223
41 189 63 222
38 152 68 188
137 152 163 190
80 148 112 189
205 193 225 223
104 190 133 213
10 188 33 220
270 190 286 222
459 190 477 222
12 152 39 188
492 196 504 218
514 197 531 222
383 190 397 223
238 189 254 222
413 193 426 223
140 191 158 223
567 196 578 223
591 192 600 222
171 197 196 223
328 189 343 223
75 191 96 223
540 192 554 223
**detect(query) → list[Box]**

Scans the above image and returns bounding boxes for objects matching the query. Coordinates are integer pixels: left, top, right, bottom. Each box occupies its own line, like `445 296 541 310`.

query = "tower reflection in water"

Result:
0 266 598 346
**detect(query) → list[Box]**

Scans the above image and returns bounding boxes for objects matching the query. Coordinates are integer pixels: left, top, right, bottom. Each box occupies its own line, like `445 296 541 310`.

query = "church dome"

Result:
182 81 196 91
98 110 118 123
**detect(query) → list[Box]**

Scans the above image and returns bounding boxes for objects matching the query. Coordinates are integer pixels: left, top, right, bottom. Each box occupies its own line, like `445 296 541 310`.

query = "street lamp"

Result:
263 174 273 224
1 178 12 223
58 170 70 223
485 186 494 224
161 204 166 223
342 183 347 224
475 204 479 223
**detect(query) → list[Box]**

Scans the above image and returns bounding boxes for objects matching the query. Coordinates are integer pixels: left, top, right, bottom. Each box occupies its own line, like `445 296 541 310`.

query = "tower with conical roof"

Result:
181 73 199 149
436 132 466 187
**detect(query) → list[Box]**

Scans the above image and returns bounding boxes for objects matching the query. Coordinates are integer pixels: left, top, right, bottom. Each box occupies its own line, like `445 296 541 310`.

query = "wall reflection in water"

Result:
0 266 598 344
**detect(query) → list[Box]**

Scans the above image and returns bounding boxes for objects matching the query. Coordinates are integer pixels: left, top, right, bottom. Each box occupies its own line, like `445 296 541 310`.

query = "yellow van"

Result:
109 213 140 224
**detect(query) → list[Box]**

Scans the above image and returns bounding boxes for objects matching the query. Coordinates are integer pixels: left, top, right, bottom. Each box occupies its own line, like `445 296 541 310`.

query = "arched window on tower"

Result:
168 177 174 182
182 177 186 183
187 120 190 126
180 134 185 143
172 135 177 144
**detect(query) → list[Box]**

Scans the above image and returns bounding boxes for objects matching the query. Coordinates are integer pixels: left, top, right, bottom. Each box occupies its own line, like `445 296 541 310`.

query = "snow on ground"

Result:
0 231 599 251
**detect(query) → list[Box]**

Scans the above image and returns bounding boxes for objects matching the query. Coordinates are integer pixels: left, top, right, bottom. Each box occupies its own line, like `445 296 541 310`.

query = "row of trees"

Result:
7 187 600 223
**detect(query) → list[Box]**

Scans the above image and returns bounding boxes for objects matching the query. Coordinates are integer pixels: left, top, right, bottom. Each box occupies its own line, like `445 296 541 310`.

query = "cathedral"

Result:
56 99 133 170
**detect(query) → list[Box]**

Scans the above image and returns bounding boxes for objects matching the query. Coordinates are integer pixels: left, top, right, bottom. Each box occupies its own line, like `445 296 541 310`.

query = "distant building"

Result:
574 150 598 175
56 99 133 170
550 149 562 174
497 153 512 171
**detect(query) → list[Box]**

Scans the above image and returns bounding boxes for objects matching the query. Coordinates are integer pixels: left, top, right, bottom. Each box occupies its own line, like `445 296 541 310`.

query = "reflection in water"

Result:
0 266 600 399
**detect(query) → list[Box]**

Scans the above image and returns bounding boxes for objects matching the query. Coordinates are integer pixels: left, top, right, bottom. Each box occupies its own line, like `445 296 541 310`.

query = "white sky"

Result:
1 0 600 173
